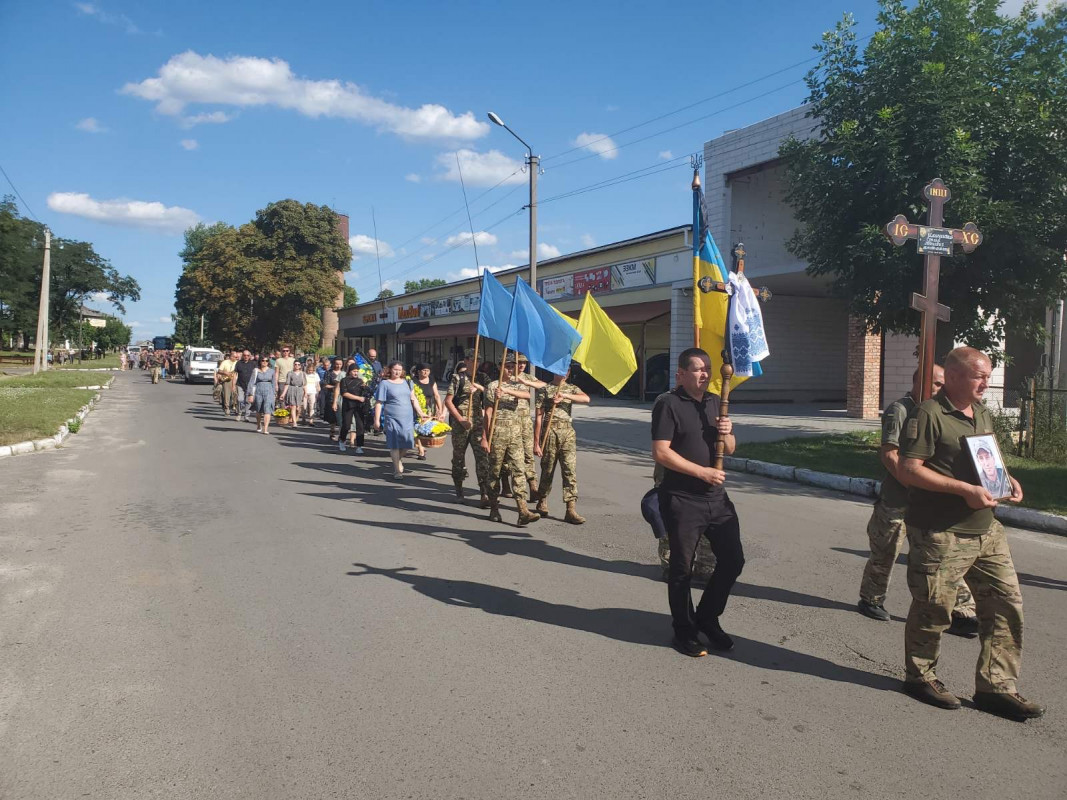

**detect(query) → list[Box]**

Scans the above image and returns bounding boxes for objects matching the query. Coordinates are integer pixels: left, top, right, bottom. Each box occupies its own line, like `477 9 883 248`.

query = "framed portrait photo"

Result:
963 433 1013 500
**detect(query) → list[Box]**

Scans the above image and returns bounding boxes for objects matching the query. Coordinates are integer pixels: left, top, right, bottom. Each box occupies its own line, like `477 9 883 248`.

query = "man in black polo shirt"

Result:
234 350 256 422
652 347 743 657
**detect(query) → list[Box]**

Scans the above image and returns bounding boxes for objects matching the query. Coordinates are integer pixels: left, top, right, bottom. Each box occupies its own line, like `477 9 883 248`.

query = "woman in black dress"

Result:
322 357 344 441
411 362 443 460
338 363 367 454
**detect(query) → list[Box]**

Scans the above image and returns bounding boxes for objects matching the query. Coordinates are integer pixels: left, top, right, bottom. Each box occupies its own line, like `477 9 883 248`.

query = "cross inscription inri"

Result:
884 178 983 400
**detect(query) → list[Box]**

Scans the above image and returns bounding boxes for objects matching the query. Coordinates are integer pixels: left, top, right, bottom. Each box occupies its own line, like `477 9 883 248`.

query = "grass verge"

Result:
0 372 111 389
736 432 1067 516
53 354 122 370
0 387 96 446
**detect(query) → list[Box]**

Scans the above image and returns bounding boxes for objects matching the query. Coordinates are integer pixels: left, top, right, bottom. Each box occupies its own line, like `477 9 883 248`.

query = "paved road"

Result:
1 373 1064 799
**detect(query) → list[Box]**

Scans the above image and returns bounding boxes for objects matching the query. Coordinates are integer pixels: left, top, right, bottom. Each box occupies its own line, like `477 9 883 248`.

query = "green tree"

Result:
404 277 447 294
781 0 1067 353
376 288 395 300
0 197 140 346
343 285 359 307
175 200 349 351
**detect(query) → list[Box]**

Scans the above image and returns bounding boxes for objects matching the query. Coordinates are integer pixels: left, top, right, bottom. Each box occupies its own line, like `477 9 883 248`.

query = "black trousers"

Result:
659 489 744 637
340 401 365 446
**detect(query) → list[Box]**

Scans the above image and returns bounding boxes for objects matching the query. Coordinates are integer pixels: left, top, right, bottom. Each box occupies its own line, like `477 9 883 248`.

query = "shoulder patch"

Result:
905 418 919 440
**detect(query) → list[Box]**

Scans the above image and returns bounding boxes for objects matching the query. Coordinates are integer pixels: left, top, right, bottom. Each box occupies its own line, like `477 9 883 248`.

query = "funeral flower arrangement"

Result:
410 380 450 437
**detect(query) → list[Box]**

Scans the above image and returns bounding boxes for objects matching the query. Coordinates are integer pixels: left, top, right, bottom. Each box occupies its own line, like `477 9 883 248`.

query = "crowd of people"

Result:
120 348 183 382
204 346 591 528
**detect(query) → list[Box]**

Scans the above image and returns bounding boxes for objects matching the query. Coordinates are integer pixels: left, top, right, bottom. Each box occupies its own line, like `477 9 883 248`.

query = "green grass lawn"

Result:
53 353 122 370
736 432 1066 516
0 386 96 445
0 371 111 389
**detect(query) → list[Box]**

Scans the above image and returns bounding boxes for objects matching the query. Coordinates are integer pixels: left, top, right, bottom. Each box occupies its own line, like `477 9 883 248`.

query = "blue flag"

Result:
504 278 582 375
476 270 514 343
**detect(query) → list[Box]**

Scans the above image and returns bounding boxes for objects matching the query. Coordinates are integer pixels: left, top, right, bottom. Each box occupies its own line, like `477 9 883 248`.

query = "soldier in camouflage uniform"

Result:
481 355 540 526
858 364 977 634
445 352 489 506
898 347 1043 721
514 354 540 500
533 371 590 524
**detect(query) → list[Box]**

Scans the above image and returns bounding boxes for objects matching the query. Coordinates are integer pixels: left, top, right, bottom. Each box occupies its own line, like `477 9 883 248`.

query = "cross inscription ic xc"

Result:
884 178 983 401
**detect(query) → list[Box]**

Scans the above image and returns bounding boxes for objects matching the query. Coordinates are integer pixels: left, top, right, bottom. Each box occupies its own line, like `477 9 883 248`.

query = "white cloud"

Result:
75 2 141 34
446 264 512 281
180 110 233 128
47 191 201 234
405 173 422 183
509 243 561 259
573 132 619 160
658 150 673 160
998 0 1057 14
349 234 394 259
122 52 488 142
179 138 199 150
128 320 145 328
158 316 172 323
445 231 498 247
420 236 436 245
89 291 111 303
435 149 525 186
580 233 596 248
75 117 107 133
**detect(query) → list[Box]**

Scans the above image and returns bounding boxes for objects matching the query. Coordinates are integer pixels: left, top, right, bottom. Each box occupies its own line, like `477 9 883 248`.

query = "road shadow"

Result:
732 581 864 615
722 636 899 691
831 546 1066 593
324 515 662 580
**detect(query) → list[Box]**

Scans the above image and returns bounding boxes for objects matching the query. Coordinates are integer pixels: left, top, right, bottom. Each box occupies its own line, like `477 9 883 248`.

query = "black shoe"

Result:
948 615 979 638
700 620 735 652
903 679 961 710
858 600 891 621
973 691 1045 721
672 635 707 658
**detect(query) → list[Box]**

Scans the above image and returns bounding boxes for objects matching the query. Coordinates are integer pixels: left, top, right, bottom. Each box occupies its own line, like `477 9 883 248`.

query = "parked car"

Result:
183 347 223 383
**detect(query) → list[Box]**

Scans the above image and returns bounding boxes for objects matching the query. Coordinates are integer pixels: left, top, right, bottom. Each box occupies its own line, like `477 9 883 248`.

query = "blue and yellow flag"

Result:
504 279 582 375
693 187 760 394
476 269 514 343
573 292 637 394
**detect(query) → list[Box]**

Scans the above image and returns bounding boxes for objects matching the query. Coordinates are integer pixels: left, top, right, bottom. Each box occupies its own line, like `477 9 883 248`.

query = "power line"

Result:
539 160 693 206
0 163 41 223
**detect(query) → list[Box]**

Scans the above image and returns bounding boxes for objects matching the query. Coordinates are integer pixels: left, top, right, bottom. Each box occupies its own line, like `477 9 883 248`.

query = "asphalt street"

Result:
2 372 1064 799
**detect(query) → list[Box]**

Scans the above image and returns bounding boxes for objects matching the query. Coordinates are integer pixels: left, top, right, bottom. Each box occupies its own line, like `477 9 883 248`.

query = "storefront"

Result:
335 226 690 398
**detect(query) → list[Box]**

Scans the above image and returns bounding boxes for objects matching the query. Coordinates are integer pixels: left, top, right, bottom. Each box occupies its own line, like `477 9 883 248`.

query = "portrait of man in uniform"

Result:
964 435 1012 500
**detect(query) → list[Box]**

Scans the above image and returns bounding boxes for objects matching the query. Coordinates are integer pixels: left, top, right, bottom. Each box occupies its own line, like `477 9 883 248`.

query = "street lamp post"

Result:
487 112 539 298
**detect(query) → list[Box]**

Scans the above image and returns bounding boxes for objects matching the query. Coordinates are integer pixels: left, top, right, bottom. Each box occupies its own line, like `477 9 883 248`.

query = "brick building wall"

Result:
847 316 882 419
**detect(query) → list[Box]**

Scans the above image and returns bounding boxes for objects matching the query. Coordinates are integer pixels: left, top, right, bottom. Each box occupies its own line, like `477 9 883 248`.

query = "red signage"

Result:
572 267 612 295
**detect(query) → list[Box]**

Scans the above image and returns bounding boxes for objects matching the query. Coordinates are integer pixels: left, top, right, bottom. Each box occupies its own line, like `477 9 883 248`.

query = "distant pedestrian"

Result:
304 362 321 425
249 356 278 434
338 363 368 454
367 348 382 379
322 358 344 441
216 350 238 416
235 350 256 422
411 363 443 460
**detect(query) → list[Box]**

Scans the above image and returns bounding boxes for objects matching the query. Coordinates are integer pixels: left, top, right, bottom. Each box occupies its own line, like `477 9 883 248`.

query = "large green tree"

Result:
781 0 1067 353
0 197 141 346
175 200 349 351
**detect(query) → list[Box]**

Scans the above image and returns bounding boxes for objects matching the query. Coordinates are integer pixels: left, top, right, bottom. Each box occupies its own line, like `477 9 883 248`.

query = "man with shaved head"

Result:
898 347 1043 721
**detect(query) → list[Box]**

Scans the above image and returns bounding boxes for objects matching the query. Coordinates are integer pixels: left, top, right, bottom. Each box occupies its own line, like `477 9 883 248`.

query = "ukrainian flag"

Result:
693 186 759 395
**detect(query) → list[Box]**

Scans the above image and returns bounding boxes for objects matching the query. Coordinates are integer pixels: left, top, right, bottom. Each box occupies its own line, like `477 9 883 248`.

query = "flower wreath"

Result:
410 380 450 436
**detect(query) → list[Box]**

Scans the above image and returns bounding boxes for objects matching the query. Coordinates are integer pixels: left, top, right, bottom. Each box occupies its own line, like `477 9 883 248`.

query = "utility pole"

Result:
32 228 51 374
200 313 204 344
529 153 539 303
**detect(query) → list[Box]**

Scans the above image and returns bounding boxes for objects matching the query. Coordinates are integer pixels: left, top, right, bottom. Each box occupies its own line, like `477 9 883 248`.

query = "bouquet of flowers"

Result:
415 419 451 437
273 408 290 418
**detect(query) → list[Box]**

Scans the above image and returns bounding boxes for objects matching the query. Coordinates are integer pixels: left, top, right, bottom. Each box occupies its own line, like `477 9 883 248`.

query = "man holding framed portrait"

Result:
898 347 1044 721
965 436 1013 499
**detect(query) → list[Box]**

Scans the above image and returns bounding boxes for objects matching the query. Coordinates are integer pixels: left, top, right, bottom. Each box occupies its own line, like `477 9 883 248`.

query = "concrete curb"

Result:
581 436 1067 537
0 378 110 459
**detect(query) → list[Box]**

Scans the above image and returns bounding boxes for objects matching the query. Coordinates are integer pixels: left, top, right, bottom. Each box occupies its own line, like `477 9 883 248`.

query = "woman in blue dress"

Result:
373 361 428 479
249 356 278 434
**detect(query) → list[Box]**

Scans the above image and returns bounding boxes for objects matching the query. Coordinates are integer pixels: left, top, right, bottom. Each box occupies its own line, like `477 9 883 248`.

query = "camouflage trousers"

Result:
451 422 488 491
538 423 578 503
904 520 1023 693
861 502 976 615
518 411 536 482
487 421 528 503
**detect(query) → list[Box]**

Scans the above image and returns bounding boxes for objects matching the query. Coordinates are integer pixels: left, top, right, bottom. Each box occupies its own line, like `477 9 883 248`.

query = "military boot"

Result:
516 498 540 526
488 503 502 523
564 501 586 525
453 480 464 501
479 492 491 509
535 496 549 516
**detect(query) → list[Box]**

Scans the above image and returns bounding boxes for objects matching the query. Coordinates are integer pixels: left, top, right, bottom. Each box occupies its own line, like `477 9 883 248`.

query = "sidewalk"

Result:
573 397 879 452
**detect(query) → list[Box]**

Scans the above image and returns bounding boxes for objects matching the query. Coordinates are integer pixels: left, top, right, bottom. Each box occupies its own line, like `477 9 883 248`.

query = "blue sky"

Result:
7 0 1009 339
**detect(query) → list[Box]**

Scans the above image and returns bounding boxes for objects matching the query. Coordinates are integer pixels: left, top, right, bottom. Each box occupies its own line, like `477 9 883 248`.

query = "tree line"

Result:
0 196 139 351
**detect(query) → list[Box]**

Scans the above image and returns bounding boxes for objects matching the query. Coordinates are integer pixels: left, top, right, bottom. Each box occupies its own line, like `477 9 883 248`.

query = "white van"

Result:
183 347 223 383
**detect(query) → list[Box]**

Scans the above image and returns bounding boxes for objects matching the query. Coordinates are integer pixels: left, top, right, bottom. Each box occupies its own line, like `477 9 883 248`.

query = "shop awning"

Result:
401 321 478 341
562 299 670 325
396 321 430 334
343 322 394 336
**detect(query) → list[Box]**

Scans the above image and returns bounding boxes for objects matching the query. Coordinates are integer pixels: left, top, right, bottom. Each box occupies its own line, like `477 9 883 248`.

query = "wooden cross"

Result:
884 178 983 400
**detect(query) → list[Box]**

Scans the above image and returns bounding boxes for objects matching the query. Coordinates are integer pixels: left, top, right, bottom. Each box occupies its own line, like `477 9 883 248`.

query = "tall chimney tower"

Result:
321 212 349 351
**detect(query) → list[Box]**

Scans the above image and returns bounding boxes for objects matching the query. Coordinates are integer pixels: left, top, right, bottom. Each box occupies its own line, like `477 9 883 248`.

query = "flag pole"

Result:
712 244 744 471
692 168 702 349
465 333 481 419
539 368 568 451
487 345 509 448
